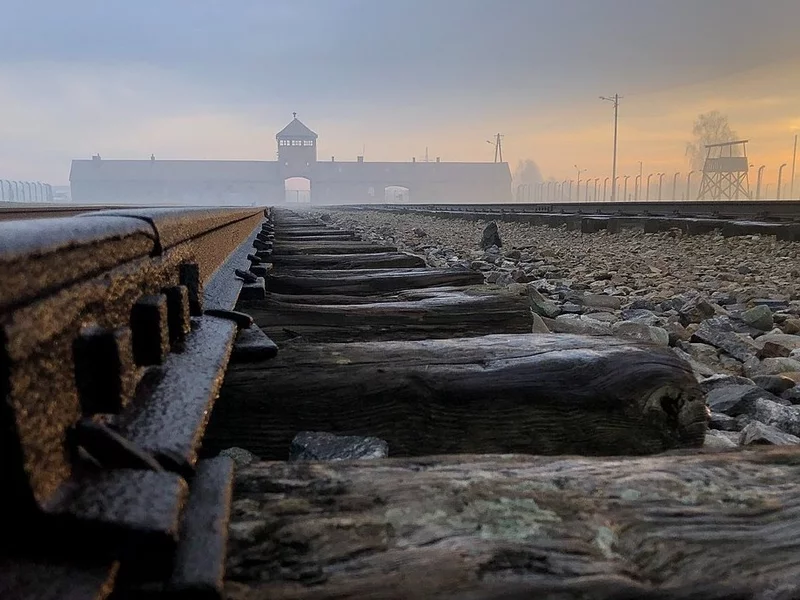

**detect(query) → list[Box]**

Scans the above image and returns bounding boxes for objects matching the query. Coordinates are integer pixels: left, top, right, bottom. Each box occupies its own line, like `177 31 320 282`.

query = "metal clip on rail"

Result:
0 206 276 599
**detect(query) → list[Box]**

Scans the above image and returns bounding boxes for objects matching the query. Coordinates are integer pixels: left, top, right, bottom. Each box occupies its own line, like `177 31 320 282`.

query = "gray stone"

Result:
739 421 800 446
705 384 788 416
690 321 757 363
714 429 741 444
751 375 796 395
699 374 755 394
741 304 774 331
495 273 515 286
219 447 258 467
746 399 800 437
704 431 737 449
711 291 737 306
784 318 800 334
672 347 716 379
620 308 662 326
480 222 502 249
505 283 528 296
708 315 765 338
627 298 659 311
560 302 583 314
528 288 560 318
678 296 716 326
753 299 790 311
289 431 389 461
511 269 529 283
584 311 619 323
531 312 551 334
757 341 791 359
749 357 800 377
470 260 494 271
679 342 740 375
577 294 622 311
709 412 740 432
528 279 557 294
757 333 800 353
663 321 691 345
611 321 669 346
678 296 716 327
782 387 800 405
661 297 687 313
552 314 611 336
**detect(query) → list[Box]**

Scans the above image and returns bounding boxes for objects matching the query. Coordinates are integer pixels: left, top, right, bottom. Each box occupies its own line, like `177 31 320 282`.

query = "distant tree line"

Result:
685 110 740 170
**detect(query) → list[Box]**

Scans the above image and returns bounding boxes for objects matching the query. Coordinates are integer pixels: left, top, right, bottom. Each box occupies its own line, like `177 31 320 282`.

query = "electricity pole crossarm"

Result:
600 94 622 201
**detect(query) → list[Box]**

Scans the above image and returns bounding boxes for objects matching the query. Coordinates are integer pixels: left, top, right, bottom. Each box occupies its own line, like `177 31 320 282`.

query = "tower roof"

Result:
276 113 318 140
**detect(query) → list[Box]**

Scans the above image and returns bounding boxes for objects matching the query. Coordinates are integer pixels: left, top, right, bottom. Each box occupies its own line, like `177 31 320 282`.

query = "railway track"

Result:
0 203 104 221
0 203 226 221
4 204 800 598
346 200 800 221
338 200 800 240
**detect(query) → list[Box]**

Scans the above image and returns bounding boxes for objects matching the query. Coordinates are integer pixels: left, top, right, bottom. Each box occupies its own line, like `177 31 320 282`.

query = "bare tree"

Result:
685 111 739 171
512 159 543 187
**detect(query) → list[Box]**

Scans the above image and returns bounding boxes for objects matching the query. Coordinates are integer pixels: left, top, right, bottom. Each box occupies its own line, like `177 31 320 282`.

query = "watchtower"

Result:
276 113 318 178
697 140 751 200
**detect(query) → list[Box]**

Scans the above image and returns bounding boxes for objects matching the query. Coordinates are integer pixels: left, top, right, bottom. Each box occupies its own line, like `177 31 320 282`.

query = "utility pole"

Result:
600 94 622 201
486 134 504 163
791 134 798 200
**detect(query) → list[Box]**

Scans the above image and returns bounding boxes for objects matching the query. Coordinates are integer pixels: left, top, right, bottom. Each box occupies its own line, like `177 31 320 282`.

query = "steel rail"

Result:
0 205 272 599
338 200 800 222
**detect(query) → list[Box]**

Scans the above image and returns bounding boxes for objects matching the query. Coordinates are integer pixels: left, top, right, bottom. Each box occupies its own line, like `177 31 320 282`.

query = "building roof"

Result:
69 158 511 185
70 160 278 182
275 115 318 140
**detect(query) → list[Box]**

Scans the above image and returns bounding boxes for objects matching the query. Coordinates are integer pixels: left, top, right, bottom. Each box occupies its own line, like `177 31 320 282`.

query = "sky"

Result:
1 0 800 187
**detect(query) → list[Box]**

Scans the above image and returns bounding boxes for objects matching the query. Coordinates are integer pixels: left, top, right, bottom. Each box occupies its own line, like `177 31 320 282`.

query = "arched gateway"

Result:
68 115 512 205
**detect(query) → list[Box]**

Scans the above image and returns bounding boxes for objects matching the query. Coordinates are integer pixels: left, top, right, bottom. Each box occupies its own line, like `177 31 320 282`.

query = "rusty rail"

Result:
0 206 274 599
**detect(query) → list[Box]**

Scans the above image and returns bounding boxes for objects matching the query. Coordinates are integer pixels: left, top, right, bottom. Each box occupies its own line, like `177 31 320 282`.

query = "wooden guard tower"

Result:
697 140 751 200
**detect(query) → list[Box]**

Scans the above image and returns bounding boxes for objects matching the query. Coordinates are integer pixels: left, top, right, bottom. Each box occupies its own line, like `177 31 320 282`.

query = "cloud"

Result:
3 0 800 106
3 1 800 183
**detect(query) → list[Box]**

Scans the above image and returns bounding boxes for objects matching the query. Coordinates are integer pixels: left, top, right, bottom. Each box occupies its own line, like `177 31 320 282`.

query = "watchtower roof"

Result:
276 114 318 140
704 140 749 148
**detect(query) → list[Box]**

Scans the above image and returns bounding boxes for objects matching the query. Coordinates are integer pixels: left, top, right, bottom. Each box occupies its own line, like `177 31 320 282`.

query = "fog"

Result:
2 0 800 202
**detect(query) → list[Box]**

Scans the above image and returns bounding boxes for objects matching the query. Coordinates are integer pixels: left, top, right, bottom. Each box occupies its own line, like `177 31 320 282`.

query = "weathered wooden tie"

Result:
223 447 800 600
271 241 399 255
266 251 426 270
244 289 534 343
203 334 707 459
266 267 484 295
